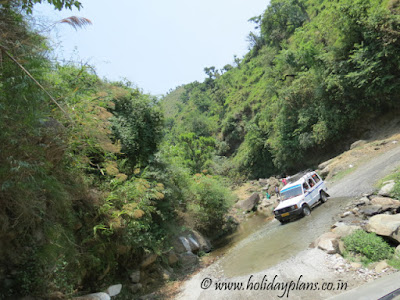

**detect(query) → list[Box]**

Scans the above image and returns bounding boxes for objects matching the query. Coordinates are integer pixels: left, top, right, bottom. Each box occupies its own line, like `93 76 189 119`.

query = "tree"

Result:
2 0 82 14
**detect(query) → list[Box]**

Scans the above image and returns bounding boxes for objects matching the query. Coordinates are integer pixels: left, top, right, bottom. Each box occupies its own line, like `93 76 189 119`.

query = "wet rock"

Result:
375 261 389 273
105 284 122 297
129 283 143 294
172 237 188 253
187 236 200 253
130 270 140 283
332 225 362 238
191 230 211 253
360 205 383 216
235 193 260 212
141 254 158 269
366 214 400 243
74 293 110 300
378 181 396 197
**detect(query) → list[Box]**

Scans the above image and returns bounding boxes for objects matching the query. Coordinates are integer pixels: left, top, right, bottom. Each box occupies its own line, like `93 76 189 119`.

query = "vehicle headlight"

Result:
290 205 298 210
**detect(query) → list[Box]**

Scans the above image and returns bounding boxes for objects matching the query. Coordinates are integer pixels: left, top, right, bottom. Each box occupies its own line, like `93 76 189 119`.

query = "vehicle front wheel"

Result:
302 205 311 217
320 191 328 203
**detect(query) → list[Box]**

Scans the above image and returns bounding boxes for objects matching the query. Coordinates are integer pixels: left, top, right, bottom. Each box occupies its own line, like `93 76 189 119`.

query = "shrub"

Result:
188 174 234 235
342 230 394 263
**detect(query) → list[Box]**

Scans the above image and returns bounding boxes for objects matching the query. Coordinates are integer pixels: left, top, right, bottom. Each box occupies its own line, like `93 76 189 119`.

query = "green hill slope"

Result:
162 0 400 178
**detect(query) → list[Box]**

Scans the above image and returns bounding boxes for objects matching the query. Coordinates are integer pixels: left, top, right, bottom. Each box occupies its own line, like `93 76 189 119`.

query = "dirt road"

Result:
175 143 400 300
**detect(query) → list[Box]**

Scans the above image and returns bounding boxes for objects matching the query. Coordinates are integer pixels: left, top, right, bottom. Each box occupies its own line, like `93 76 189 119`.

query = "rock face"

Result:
366 214 400 243
235 193 260 211
313 232 340 254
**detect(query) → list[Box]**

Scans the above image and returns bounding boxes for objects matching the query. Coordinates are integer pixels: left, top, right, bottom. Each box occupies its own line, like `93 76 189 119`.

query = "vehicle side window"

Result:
312 174 320 183
303 182 310 192
308 178 316 188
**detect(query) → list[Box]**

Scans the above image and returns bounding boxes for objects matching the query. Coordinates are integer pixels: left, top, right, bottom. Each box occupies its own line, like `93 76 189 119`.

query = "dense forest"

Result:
1 0 400 298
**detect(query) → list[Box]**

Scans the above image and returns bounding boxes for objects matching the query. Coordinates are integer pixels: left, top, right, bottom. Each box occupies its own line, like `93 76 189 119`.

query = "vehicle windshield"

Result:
280 185 303 201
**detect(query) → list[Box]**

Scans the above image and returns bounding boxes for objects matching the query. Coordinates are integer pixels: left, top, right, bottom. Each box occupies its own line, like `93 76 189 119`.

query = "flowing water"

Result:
210 197 354 277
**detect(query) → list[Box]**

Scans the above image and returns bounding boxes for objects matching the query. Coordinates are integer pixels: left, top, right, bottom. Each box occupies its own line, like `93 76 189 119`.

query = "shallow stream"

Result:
209 197 354 277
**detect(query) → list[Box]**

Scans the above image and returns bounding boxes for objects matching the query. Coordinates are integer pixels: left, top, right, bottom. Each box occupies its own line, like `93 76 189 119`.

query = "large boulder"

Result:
370 196 400 208
378 180 396 197
332 225 362 238
360 205 383 217
235 193 260 212
191 230 211 253
366 214 400 243
313 232 340 254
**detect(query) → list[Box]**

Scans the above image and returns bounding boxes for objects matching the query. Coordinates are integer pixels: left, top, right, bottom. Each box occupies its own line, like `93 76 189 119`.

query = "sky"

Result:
33 0 270 95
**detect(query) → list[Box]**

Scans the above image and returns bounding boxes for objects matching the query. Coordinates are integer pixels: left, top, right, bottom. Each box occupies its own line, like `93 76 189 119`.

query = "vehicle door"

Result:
302 182 312 205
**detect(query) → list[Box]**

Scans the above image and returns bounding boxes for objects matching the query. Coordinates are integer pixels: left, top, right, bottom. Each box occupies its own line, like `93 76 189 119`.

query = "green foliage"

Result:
6 0 82 14
342 230 394 263
162 0 400 178
188 174 233 235
177 133 216 173
111 89 164 168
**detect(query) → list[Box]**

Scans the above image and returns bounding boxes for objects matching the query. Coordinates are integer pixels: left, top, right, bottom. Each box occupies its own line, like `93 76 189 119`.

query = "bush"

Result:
342 230 394 263
188 174 234 235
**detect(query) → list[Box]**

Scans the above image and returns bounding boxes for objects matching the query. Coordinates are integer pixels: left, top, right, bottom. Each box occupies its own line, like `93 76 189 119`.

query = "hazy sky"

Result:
34 0 269 95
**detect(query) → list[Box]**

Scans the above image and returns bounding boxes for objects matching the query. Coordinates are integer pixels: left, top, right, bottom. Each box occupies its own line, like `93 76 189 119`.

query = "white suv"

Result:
273 171 329 224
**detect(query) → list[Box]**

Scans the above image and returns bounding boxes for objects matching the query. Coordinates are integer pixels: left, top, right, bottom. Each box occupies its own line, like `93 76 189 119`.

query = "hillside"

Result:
162 0 400 179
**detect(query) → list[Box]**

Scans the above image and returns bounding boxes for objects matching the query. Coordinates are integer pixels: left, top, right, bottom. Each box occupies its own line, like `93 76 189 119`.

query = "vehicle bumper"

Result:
274 207 304 222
